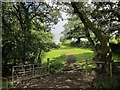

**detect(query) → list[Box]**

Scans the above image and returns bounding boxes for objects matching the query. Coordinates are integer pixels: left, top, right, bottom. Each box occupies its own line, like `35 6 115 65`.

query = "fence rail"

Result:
12 63 50 83
9 59 120 83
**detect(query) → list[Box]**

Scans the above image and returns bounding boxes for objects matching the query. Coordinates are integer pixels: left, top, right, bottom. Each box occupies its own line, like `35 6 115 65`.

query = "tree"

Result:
63 16 86 44
86 2 120 42
60 36 67 44
71 2 112 73
2 2 60 65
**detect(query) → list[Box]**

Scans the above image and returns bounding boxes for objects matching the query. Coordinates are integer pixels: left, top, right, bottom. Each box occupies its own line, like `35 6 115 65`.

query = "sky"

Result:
51 12 68 44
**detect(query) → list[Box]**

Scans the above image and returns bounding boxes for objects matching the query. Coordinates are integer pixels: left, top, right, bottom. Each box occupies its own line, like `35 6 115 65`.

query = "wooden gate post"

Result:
85 59 88 76
47 58 50 73
32 64 35 78
12 66 14 83
110 62 112 78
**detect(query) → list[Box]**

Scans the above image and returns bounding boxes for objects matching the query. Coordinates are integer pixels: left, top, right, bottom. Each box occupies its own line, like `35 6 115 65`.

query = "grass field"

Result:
43 43 120 72
42 45 94 73
43 45 93 62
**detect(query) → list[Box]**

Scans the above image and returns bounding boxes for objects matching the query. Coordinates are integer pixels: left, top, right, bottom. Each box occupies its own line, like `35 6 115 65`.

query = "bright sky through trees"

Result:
51 12 68 44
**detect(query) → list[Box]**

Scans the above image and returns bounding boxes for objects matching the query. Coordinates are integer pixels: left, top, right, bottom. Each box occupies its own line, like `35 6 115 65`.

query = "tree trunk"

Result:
13 58 16 66
76 37 81 44
38 50 42 64
71 2 112 73
84 28 97 60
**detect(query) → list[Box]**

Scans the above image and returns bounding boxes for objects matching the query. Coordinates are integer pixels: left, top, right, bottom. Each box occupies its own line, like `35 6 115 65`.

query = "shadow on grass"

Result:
49 55 67 73
49 52 94 73
59 45 75 49
59 45 93 50
73 53 95 69
73 53 93 61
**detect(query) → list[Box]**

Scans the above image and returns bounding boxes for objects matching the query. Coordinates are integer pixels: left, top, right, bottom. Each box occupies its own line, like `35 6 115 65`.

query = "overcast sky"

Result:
51 12 68 44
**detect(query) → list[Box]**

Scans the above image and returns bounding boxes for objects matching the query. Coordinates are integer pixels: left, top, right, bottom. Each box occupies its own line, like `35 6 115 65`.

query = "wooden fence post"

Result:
110 62 112 78
47 58 50 73
29 64 31 76
32 64 35 79
12 66 14 83
85 59 88 76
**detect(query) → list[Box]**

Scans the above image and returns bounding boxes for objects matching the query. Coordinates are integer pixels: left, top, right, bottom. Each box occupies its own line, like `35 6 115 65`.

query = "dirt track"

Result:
15 54 96 88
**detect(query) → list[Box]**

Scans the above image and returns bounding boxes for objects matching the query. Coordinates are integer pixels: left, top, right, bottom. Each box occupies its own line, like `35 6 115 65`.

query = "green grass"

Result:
43 45 94 73
43 43 120 73
49 55 67 73
74 53 96 69
2 80 13 89
43 45 93 63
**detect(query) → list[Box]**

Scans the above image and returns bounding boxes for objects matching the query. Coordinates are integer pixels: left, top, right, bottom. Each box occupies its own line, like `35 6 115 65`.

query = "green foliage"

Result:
112 54 120 62
54 44 61 49
71 40 90 48
63 16 85 42
110 36 119 44
62 40 72 46
110 43 120 55
2 2 60 65
94 75 120 89
90 2 120 41
31 30 54 52
60 36 67 44
2 79 13 89
49 55 67 73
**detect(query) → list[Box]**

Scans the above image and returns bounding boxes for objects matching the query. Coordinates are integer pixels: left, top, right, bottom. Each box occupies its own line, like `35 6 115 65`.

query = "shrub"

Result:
2 78 13 89
70 41 90 48
110 43 120 55
50 61 64 73
94 75 120 89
